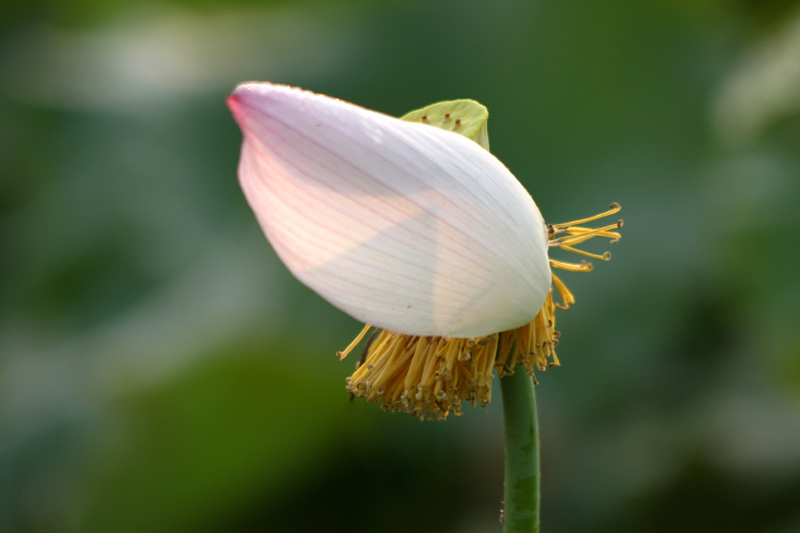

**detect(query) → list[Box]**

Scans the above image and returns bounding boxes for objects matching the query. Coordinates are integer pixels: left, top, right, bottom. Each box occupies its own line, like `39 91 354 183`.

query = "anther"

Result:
602 251 612 260
444 113 450 118
455 119 461 125
421 115 427 121
617 219 624 228
610 202 620 209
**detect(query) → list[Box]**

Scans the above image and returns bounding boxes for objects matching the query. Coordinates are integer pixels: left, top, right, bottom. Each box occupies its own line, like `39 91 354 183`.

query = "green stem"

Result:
500 369 540 533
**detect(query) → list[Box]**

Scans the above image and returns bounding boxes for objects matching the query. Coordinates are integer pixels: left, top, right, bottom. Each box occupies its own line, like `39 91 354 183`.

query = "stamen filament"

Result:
553 231 620 247
549 259 594 272
558 245 611 261
551 202 620 228
550 223 622 242
337 323 372 360
551 272 575 309
549 203 622 274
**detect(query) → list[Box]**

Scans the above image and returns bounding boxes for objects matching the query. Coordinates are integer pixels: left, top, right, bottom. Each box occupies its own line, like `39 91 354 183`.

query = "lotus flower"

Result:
228 82 621 420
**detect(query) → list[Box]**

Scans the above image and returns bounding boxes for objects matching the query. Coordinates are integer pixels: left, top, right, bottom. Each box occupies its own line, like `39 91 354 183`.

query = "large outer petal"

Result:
228 82 550 338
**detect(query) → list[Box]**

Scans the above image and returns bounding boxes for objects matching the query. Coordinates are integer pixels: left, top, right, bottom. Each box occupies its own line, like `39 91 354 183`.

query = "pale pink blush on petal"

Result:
228 83 550 337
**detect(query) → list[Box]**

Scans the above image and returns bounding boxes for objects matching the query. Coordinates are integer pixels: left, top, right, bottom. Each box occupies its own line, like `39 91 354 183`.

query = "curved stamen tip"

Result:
602 251 612 260
610 202 620 209
617 219 624 228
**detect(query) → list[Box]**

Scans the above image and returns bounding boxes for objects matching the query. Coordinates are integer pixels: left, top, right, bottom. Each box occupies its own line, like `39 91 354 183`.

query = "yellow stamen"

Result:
549 259 594 272
343 289 566 419
550 202 621 229
550 223 622 245
551 272 574 309
558 245 611 261
549 203 622 273
336 323 372 360
347 332 499 420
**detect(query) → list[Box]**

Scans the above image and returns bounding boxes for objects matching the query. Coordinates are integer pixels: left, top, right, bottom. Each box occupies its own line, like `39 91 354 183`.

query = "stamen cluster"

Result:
346 332 499 420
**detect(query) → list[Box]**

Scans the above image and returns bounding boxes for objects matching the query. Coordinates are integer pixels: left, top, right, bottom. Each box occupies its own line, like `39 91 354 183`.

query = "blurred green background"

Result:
2 0 800 531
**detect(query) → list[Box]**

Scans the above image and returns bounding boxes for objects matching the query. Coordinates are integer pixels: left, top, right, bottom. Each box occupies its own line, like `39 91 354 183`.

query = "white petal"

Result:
228 82 550 338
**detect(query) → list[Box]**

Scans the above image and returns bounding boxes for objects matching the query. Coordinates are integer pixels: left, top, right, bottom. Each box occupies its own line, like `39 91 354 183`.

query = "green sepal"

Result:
400 99 490 151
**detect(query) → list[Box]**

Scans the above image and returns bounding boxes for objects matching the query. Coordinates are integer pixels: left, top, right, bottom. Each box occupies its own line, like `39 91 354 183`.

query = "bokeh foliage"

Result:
2 0 800 531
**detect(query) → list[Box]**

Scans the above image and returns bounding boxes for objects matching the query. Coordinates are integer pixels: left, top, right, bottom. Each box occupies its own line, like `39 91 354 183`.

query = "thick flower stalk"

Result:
228 82 622 421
